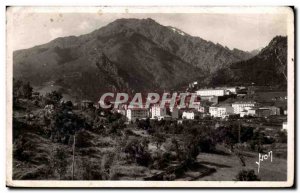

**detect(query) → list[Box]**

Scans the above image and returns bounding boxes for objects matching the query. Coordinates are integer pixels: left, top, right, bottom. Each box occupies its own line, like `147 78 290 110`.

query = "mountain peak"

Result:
110 17 158 25
13 18 258 100
268 35 287 47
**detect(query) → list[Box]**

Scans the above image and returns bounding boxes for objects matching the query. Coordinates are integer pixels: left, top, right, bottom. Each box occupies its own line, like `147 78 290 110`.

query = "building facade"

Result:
209 106 234 118
244 106 280 117
151 104 167 119
182 111 195 120
232 101 257 115
126 108 149 122
196 89 226 97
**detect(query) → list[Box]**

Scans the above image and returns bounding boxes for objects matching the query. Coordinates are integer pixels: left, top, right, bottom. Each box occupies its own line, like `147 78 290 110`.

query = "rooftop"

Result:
232 101 256 104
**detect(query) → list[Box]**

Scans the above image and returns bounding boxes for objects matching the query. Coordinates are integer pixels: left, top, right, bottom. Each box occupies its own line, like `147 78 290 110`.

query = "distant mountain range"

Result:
13 18 287 100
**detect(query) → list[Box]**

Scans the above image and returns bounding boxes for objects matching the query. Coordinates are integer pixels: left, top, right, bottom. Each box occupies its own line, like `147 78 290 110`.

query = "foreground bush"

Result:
235 169 260 181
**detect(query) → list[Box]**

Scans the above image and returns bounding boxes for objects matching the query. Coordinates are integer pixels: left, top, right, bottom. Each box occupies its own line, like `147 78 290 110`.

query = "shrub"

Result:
277 130 287 143
124 138 152 167
44 91 63 105
75 130 94 148
235 169 260 181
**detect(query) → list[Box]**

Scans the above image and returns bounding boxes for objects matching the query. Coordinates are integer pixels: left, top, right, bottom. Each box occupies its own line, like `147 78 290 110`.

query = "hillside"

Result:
208 36 288 88
13 18 253 101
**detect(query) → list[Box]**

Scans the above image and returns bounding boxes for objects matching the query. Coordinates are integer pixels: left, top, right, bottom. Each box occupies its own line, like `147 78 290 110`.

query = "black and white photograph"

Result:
6 6 294 188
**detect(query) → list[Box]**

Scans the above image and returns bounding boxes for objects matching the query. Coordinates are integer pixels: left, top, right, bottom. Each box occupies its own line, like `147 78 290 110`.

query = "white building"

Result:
240 110 248 118
209 107 218 117
196 89 226 97
197 106 206 113
126 107 149 122
226 87 238 94
232 101 257 115
209 106 234 118
216 87 238 94
243 106 280 117
182 111 195 120
151 104 166 119
246 108 257 117
282 122 288 131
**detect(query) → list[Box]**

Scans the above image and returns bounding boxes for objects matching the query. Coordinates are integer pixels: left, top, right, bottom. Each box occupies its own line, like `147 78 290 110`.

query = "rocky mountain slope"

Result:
208 36 287 87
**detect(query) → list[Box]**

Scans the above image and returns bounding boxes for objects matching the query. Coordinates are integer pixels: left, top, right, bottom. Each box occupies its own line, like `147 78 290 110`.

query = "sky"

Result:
9 10 288 52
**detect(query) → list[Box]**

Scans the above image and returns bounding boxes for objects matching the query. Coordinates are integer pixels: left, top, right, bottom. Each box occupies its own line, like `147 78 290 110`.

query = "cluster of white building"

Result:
107 86 284 121
207 101 281 119
112 104 179 122
121 101 282 122
196 87 237 97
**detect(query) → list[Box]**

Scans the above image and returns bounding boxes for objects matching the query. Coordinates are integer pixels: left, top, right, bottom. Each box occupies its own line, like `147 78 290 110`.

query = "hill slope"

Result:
208 36 287 88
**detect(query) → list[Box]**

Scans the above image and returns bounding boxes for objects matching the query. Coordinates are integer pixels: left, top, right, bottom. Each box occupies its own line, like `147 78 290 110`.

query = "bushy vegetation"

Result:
235 169 260 181
13 79 33 100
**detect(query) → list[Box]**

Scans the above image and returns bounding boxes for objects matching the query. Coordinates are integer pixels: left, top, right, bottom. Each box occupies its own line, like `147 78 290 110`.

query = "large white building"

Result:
196 89 226 97
126 107 149 122
196 87 238 97
182 111 195 120
232 101 257 115
209 106 234 118
151 104 167 119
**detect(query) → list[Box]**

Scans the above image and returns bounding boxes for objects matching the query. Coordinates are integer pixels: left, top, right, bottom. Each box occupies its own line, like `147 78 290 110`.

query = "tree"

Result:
45 91 63 105
136 118 151 130
124 138 152 166
277 130 287 143
75 130 94 148
235 169 260 181
13 79 33 100
153 132 165 149
22 82 33 99
109 119 125 134
240 126 254 143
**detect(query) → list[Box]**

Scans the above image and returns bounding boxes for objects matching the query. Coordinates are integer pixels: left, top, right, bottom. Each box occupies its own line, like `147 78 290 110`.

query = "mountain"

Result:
209 36 287 87
98 18 253 72
13 18 255 100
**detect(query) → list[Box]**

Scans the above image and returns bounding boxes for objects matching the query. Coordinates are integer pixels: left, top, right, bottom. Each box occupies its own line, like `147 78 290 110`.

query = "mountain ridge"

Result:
13 18 286 100
208 35 287 87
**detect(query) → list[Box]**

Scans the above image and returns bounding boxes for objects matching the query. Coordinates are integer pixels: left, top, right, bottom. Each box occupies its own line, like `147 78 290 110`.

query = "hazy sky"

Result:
10 11 288 51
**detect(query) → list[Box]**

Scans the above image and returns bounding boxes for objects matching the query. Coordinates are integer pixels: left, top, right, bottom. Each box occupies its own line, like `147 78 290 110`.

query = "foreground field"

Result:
196 151 287 181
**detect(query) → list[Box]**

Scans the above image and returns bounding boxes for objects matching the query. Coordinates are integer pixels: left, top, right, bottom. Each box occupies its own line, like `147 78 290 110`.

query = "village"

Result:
79 82 288 132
